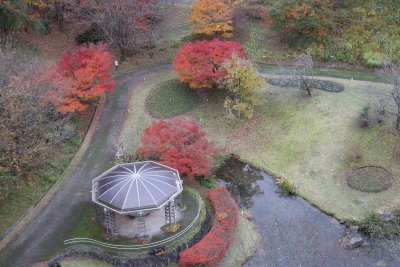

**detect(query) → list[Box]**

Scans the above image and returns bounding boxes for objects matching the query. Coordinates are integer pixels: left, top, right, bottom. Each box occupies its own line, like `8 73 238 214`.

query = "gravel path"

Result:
0 65 171 267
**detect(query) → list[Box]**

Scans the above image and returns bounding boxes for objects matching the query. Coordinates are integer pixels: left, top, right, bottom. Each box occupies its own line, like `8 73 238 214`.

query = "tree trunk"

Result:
55 2 65 31
120 47 126 61
300 76 313 97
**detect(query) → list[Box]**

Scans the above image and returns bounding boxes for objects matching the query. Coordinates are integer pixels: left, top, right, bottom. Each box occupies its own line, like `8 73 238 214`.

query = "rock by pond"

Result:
216 158 400 267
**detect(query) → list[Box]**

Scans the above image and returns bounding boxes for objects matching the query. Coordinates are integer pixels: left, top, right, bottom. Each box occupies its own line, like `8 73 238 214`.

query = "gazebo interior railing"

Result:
63 189 205 253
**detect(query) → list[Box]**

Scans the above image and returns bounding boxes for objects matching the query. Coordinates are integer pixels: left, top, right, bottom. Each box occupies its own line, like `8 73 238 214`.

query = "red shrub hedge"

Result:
179 186 239 267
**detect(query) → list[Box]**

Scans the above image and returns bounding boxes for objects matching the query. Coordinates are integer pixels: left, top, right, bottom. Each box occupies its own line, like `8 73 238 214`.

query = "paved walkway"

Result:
0 65 171 267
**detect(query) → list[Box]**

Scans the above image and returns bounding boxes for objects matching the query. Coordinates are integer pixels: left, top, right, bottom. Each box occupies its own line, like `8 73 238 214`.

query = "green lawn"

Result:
121 70 400 221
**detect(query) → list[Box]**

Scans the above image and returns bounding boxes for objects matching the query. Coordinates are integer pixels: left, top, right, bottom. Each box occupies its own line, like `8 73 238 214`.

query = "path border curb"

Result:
0 95 107 252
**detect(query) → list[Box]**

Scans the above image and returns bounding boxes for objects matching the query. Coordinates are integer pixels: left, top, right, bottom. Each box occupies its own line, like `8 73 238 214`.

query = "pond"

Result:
216 158 400 267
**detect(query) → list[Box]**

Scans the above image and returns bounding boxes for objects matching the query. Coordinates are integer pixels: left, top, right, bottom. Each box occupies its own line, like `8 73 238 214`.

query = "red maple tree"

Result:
47 43 115 113
172 39 247 89
136 117 221 179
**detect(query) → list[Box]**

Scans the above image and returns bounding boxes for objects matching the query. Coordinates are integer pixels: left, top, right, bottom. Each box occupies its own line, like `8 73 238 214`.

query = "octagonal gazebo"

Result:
91 161 183 238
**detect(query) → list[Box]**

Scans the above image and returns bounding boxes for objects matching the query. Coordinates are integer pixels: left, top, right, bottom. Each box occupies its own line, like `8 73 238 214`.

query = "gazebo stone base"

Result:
115 207 182 238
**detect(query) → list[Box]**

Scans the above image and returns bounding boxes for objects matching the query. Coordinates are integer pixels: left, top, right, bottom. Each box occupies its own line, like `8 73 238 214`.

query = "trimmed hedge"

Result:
266 78 344 92
146 79 197 119
179 186 238 267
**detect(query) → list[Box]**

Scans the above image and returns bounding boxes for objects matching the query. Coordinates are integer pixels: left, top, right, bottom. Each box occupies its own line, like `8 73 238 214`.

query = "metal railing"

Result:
63 190 204 251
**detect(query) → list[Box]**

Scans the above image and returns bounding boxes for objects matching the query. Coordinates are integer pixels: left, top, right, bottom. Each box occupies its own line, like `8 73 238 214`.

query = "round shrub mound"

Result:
146 79 197 118
346 167 392 193
266 78 344 92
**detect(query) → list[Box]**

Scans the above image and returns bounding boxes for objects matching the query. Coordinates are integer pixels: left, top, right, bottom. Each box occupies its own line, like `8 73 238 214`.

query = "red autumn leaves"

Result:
179 186 239 266
173 38 247 89
136 117 221 179
46 43 115 113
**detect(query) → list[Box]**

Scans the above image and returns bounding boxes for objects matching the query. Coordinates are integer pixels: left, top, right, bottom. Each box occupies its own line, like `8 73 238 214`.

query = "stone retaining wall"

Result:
48 210 211 267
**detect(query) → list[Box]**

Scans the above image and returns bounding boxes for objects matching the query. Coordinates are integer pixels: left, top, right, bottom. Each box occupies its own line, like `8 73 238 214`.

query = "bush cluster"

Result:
75 28 104 45
179 186 238 267
270 0 400 66
198 175 218 188
358 104 384 128
276 177 296 196
360 212 400 238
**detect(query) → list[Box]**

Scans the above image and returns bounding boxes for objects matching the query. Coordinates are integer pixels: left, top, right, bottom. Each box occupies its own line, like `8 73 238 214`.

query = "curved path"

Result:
0 65 171 267
0 64 394 267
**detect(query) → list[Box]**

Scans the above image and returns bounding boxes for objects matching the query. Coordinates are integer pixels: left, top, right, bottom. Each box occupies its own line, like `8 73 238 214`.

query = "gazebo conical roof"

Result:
91 161 183 214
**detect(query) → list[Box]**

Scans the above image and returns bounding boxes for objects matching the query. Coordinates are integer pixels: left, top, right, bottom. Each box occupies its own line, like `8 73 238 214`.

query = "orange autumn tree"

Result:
190 0 234 38
173 39 247 89
47 43 115 113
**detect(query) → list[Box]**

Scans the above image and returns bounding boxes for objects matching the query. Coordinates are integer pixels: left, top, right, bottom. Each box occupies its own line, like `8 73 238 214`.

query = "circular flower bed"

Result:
266 78 344 92
146 79 197 118
345 167 392 193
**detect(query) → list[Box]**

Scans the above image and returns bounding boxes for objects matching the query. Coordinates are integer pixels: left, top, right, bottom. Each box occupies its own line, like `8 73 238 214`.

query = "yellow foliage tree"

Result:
190 0 234 38
217 54 266 119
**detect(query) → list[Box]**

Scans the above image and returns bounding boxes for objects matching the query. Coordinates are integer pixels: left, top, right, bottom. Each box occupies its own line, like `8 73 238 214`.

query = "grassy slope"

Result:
121 70 400 221
0 137 81 235
119 3 192 73
192 78 399 221
120 71 177 152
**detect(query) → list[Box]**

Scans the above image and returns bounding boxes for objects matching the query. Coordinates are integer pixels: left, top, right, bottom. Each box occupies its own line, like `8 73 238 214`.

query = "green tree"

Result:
0 0 48 33
217 54 265 119
270 0 329 48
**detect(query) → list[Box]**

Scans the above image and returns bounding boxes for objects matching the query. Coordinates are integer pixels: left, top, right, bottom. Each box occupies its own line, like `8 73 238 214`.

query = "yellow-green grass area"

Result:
59 257 113 267
120 71 178 153
234 20 291 63
120 70 400 222
193 77 400 221
0 137 81 235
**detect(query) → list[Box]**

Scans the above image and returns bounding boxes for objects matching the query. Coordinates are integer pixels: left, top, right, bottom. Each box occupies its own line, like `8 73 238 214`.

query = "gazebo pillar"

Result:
164 200 176 225
175 194 183 209
104 208 116 238
137 212 146 237
95 205 105 223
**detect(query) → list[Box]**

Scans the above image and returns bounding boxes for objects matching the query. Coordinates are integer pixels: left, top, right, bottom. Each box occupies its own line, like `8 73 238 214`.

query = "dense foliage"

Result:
145 79 197 118
270 0 400 66
173 39 247 89
190 0 234 38
0 0 47 32
270 1 329 48
0 48 77 200
75 28 104 45
217 55 265 119
136 117 221 179
80 0 160 60
46 43 115 114
179 186 238 266
0 0 74 33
